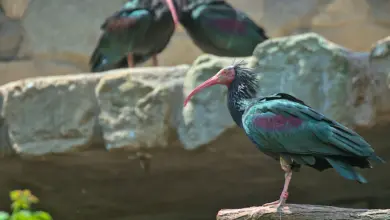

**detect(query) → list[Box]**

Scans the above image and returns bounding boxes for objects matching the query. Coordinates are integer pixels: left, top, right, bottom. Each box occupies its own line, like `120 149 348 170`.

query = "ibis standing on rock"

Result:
165 0 269 57
89 0 180 72
183 64 385 211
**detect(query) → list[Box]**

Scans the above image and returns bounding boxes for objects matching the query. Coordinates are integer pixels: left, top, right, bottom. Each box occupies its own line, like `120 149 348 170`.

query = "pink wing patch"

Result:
106 17 137 31
253 115 303 131
210 18 246 34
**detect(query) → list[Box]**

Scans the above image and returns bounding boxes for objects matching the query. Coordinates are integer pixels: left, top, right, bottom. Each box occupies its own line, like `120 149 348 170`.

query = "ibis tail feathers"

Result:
325 157 367 184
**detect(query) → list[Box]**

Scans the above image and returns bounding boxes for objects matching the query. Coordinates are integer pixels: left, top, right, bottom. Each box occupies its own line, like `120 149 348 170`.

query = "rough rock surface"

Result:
311 0 390 51
2 74 102 155
0 12 28 61
0 0 30 19
369 36 390 119
2 33 389 154
180 33 383 151
96 65 188 151
250 33 373 127
0 59 84 85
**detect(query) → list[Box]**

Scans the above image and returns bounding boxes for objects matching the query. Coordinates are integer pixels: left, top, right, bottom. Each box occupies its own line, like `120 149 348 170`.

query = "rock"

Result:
0 0 30 19
178 55 253 150
0 91 12 156
245 0 332 37
0 59 84 86
179 33 390 150
0 13 26 61
366 0 390 27
251 32 376 127
368 36 390 120
2 74 102 155
217 204 390 220
311 0 390 51
96 65 189 151
22 0 124 57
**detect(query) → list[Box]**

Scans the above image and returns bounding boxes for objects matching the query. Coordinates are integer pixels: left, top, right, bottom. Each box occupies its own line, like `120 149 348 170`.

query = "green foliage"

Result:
0 190 53 220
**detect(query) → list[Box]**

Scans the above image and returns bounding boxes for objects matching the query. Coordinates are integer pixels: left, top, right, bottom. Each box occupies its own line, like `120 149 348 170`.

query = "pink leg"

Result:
152 55 158 66
263 160 292 211
127 54 134 67
165 0 180 26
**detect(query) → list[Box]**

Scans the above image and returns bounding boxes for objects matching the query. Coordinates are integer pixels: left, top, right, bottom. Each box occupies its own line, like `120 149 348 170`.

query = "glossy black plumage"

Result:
174 0 269 57
183 64 385 210
89 0 176 72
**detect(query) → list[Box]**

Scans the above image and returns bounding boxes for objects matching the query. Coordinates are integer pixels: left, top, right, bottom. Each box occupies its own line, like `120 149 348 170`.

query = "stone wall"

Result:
1 33 389 156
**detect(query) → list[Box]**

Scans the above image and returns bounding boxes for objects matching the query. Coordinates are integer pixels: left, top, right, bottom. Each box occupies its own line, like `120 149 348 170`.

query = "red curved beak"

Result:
183 75 220 107
165 0 180 27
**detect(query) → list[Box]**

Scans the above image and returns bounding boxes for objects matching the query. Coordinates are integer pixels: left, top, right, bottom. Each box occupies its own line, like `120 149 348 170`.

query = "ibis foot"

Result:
262 191 288 209
263 165 292 213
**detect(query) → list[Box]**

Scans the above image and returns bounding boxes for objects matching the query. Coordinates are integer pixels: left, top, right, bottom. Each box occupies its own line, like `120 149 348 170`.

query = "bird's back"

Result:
139 0 176 55
89 1 155 72
179 0 268 57
241 93 385 183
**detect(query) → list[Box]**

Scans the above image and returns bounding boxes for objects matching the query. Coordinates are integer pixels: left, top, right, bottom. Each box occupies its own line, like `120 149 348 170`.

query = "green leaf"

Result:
9 191 21 202
32 211 52 220
10 210 32 220
0 211 9 220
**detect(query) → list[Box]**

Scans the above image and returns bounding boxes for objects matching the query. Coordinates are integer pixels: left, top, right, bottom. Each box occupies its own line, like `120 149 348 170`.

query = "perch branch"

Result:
216 204 390 220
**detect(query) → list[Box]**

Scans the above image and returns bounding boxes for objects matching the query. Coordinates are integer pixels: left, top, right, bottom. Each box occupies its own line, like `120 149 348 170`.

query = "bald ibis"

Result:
89 0 179 72
167 0 269 57
183 64 385 211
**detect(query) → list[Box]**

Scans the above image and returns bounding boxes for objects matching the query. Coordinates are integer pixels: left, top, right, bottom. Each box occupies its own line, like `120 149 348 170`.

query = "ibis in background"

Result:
166 0 269 57
89 0 180 72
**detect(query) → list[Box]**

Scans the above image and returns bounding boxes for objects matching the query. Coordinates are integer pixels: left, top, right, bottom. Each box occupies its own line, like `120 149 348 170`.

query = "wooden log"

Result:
217 204 390 220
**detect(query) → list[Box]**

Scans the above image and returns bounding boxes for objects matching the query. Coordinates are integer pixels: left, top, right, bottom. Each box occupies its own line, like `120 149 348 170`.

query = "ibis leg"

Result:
152 55 158 66
127 53 134 67
262 160 292 212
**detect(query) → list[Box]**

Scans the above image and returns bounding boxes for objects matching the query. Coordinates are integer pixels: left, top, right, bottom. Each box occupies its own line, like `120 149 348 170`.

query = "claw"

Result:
262 200 280 207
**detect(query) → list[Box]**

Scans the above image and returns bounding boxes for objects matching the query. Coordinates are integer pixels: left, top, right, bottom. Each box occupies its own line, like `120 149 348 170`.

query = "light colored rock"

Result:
369 36 390 121
0 59 84 85
22 0 123 56
2 74 102 155
311 0 390 51
0 0 30 19
242 0 332 37
0 13 26 61
0 91 12 156
250 32 377 127
178 55 252 150
180 33 390 150
95 65 189 151
366 0 390 27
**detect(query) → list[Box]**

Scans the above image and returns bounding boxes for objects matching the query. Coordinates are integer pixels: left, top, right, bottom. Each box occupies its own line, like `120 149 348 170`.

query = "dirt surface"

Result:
0 125 388 220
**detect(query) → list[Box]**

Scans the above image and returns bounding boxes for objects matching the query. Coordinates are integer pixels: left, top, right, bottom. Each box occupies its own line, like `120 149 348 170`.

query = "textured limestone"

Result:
0 33 390 155
2 74 102 155
0 0 30 19
95 65 189 151
0 12 26 61
250 32 372 127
